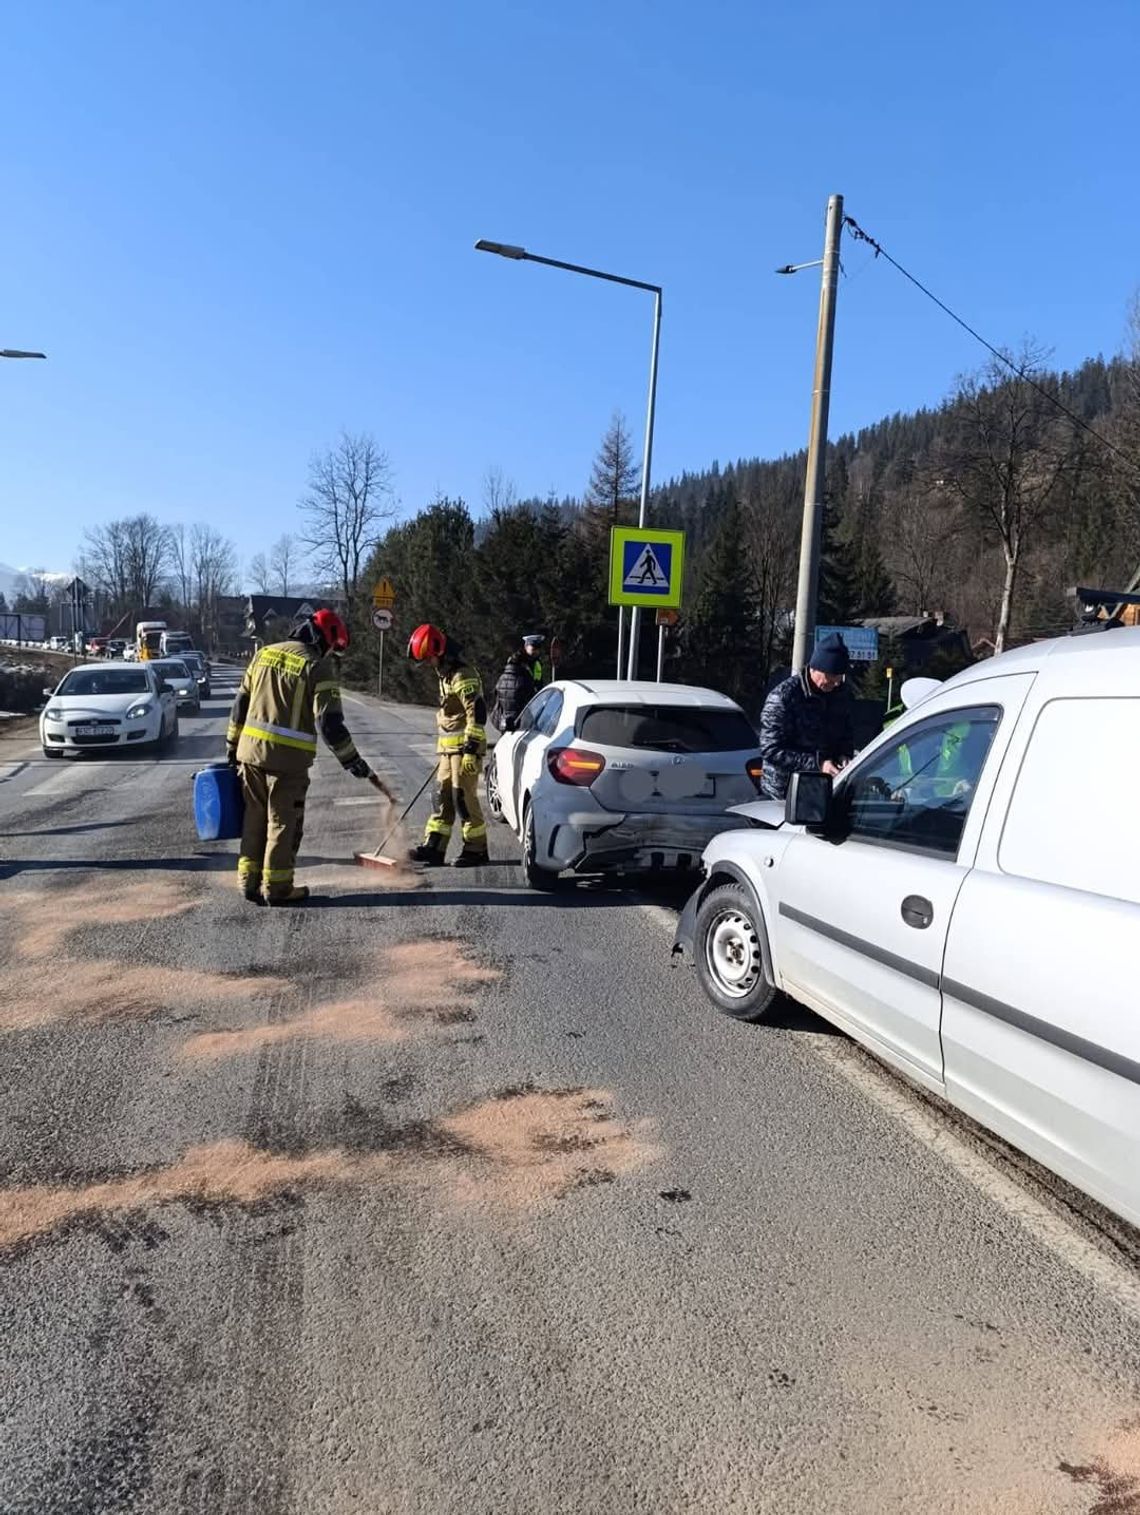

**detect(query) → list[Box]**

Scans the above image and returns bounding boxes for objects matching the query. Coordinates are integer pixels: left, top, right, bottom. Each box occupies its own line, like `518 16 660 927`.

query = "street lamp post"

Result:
475 240 662 680
779 193 843 673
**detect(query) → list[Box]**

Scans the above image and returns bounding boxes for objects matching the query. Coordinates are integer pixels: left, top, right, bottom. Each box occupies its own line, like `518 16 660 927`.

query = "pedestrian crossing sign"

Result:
608 526 685 608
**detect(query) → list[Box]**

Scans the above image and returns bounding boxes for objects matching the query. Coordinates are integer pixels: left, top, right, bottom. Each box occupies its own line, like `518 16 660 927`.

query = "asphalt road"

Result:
2 665 1140 1514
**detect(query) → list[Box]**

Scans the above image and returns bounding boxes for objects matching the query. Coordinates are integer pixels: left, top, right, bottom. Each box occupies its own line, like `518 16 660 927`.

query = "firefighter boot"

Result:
452 847 489 868
408 836 447 866
265 885 311 907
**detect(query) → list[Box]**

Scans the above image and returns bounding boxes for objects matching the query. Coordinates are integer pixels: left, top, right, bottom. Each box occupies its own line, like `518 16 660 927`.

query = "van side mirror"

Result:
43 687 54 698
159 682 174 695
786 771 833 831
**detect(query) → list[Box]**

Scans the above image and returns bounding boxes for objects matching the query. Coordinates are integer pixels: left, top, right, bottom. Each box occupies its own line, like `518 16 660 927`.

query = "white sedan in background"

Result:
40 663 179 757
486 680 765 889
146 658 201 712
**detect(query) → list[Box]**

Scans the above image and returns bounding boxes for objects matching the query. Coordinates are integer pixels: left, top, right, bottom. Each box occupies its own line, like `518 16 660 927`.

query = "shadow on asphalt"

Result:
305 888 650 909
1 820 139 838
761 997 842 1035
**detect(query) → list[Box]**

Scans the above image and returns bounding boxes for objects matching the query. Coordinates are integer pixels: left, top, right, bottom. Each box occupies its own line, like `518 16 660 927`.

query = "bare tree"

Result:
936 346 1075 653
1108 294 1140 578
81 515 170 610
248 552 271 594
191 524 238 646
170 525 193 614
81 520 131 608
886 493 955 613
742 478 799 679
268 533 298 596
298 431 394 611
482 466 517 514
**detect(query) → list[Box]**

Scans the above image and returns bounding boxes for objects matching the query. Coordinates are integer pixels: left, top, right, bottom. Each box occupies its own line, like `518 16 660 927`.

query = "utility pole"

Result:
790 193 843 672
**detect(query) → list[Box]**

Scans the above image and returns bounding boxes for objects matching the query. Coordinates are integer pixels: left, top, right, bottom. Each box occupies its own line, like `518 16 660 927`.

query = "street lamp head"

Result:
0 349 47 359
774 259 824 276
475 240 527 260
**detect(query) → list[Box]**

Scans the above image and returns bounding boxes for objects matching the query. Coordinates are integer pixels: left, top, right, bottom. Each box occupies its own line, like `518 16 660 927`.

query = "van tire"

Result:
694 883 777 1022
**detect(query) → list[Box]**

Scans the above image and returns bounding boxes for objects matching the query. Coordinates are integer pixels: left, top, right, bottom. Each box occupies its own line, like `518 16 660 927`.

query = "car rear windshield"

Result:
578 704 759 754
58 669 150 696
152 661 190 678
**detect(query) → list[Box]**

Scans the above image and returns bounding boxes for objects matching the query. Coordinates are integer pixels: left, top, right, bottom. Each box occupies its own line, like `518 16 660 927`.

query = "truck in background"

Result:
160 630 195 658
135 620 167 660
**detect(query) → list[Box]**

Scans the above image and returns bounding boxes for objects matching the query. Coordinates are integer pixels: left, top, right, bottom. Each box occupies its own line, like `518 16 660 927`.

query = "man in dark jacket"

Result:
758 632 856 800
491 644 537 732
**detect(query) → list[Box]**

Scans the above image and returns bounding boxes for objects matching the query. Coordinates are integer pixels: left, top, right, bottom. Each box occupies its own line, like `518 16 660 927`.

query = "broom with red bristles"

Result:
354 768 436 869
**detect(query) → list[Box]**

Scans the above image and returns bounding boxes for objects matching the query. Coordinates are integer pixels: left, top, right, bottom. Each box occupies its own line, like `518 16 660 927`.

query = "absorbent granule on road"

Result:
0 1138 390 1251
436 1087 661 1211
181 996 411 1061
0 960 291 1030
0 1091 659 1249
178 938 500 1061
3 877 199 960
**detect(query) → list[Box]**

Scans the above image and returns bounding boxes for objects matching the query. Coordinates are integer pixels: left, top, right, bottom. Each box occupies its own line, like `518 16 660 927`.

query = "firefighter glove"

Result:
460 752 479 778
347 755 372 780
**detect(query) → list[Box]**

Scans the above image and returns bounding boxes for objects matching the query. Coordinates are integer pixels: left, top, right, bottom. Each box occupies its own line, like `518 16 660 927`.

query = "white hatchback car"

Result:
486 680 764 889
40 662 179 757
674 626 1140 1228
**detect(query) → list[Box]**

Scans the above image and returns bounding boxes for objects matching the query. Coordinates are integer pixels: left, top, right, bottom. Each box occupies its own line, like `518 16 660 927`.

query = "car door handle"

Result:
901 895 934 930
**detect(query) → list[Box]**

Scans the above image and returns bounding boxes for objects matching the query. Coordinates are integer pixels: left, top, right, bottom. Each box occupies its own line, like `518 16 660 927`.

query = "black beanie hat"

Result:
809 632 851 675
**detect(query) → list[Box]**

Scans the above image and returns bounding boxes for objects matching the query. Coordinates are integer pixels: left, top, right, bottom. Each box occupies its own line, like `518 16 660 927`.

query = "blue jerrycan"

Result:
193 762 244 841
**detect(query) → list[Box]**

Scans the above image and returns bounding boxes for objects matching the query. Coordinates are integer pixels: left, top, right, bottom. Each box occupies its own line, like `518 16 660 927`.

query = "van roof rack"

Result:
1067 585 1140 635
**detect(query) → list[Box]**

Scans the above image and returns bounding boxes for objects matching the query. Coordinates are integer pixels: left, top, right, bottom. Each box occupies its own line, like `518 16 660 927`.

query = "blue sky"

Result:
2 0 1137 579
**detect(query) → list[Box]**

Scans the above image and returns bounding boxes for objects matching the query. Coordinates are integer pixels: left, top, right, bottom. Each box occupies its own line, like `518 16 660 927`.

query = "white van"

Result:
675 625 1140 1228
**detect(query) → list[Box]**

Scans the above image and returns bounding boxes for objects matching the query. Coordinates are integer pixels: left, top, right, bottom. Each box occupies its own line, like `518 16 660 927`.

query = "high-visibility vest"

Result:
228 640 357 774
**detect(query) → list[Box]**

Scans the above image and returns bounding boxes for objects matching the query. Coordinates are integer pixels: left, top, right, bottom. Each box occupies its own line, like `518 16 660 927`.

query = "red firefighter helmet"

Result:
407 623 446 661
312 608 350 653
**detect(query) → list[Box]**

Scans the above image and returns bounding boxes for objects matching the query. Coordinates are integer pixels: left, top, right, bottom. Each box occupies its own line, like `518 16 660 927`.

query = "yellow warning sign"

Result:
372 578 396 609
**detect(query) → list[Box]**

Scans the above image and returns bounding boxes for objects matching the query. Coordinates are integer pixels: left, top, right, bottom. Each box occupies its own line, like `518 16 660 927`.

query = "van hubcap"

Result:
706 910 761 998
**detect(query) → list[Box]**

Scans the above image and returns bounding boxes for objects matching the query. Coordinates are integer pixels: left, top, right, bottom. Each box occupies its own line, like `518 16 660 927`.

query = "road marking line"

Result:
643 899 1140 1322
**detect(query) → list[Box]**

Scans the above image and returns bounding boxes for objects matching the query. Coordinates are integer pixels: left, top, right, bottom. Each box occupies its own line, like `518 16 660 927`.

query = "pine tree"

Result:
816 497 861 625
582 412 639 543
682 499 763 707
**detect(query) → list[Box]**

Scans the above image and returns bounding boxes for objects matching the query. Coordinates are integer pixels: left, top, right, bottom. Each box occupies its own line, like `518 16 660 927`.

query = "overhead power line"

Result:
842 214 1136 472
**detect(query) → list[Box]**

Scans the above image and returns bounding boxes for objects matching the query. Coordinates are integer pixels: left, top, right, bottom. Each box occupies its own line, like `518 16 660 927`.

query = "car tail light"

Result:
746 757 764 794
547 746 606 786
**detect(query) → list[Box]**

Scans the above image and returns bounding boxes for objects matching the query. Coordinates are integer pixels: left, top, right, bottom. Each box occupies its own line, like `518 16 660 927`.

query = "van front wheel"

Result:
694 883 777 1022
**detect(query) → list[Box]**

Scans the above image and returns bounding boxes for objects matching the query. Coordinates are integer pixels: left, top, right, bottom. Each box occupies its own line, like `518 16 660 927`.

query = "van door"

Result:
941 690 1140 1227
775 675 1034 1084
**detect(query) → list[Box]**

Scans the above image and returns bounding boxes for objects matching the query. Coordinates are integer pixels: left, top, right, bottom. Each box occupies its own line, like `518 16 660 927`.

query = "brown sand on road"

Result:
440 1087 662 1210
0 1138 384 1250
3 877 199 960
180 939 499 1061
0 959 290 1030
0 1089 660 1248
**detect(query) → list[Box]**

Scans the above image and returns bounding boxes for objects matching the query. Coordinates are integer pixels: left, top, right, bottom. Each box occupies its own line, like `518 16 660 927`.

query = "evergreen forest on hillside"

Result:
351 341 1140 712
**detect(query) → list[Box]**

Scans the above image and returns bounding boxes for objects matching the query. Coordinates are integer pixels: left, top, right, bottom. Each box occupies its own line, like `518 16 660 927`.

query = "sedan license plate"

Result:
652 776 715 798
75 724 116 737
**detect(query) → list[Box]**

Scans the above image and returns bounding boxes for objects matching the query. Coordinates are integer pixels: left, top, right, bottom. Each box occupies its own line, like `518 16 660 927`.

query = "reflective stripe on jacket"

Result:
436 662 487 756
227 640 361 774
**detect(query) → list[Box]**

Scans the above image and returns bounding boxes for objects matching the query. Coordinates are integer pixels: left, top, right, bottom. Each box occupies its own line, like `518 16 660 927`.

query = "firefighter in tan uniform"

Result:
225 609 385 904
406 623 488 867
